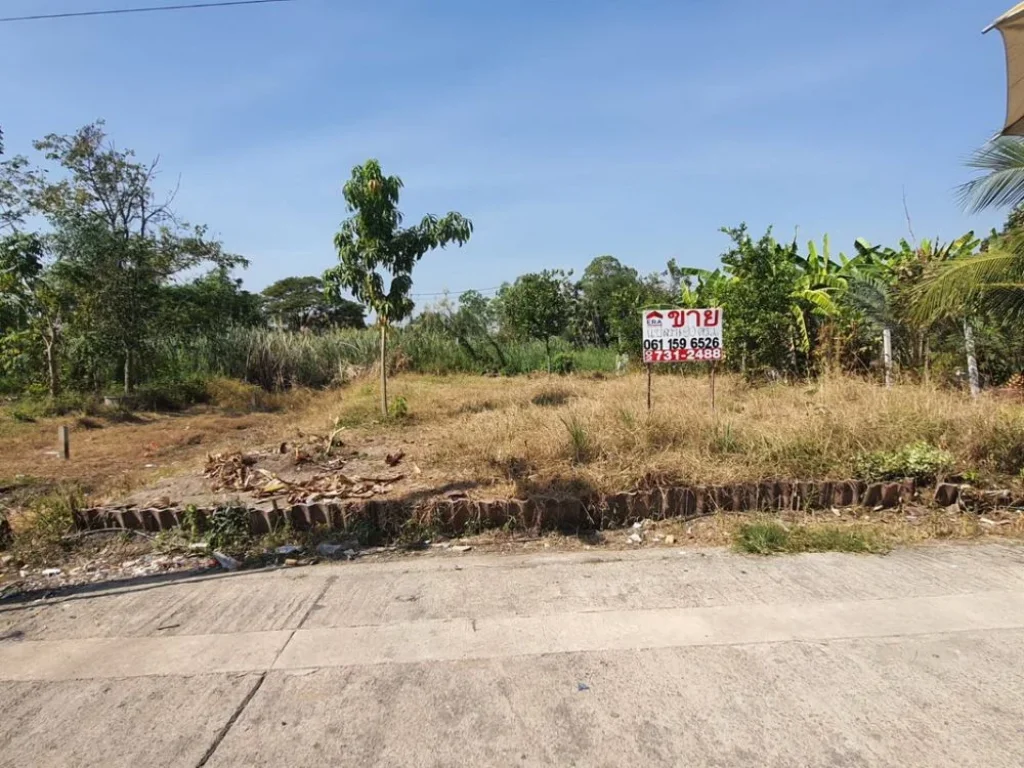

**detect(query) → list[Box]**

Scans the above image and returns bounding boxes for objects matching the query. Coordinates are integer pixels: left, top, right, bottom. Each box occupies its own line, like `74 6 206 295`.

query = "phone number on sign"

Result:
643 348 723 363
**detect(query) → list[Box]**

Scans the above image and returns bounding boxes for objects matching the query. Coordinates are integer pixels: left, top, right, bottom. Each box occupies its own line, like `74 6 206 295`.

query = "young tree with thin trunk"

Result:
500 271 572 373
326 160 472 418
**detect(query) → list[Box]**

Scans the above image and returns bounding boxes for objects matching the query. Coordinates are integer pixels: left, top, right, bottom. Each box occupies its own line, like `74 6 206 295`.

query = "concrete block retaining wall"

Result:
72 478 943 539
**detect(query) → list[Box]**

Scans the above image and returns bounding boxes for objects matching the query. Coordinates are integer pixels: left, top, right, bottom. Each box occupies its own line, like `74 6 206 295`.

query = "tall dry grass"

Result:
325 373 1024 494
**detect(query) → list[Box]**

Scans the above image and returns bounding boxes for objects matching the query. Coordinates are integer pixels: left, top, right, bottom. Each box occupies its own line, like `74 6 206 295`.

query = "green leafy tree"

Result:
160 267 264 336
500 270 572 372
17 123 245 393
0 123 247 393
685 225 803 374
576 256 641 346
262 275 365 331
913 238 1023 324
433 290 506 369
0 233 68 396
326 159 472 417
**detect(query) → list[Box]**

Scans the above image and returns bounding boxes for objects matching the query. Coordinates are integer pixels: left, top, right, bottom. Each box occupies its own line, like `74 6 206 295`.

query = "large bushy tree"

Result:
262 275 365 332
0 122 246 394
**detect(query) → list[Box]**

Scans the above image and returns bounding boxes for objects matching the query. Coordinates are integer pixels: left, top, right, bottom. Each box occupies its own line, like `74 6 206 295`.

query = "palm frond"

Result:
957 137 1024 213
845 276 892 330
911 248 1024 322
978 284 1024 322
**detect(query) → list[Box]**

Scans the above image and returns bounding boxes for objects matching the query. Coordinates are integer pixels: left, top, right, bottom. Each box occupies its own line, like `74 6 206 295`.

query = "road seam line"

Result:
195 671 266 768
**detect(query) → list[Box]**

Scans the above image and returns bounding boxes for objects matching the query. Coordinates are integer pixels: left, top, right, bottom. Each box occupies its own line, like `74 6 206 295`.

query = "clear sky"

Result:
0 0 1015 297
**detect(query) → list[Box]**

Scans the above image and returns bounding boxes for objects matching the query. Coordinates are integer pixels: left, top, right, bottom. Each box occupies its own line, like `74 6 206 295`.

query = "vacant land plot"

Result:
2 373 1023 512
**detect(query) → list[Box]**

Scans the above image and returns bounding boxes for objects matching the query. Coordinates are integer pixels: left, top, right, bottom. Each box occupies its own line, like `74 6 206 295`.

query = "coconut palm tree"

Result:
958 137 1024 213
934 138 1024 319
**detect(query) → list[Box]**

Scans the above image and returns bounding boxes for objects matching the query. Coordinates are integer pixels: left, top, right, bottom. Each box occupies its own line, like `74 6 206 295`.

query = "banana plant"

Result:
788 235 849 353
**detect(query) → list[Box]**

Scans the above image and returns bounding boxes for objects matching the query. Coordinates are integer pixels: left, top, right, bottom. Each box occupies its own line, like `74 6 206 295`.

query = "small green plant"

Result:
181 504 203 541
206 506 250 552
710 422 741 454
552 353 575 375
855 442 953 483
395 515 437 545
561 412 594 465
735 521 790 554
388 395 409 420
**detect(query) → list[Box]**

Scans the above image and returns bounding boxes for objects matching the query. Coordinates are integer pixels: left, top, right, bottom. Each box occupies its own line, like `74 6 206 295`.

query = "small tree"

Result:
326 160 472 417
500 270 572 373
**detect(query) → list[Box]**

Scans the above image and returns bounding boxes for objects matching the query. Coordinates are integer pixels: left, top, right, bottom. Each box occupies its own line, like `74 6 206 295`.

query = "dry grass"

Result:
0 387 329 503
3 372 1023 510
318 372 1024 495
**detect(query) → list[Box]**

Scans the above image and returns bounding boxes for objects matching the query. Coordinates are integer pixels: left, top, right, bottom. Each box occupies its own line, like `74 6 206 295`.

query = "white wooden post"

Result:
882 327 893 389
964 320 980 399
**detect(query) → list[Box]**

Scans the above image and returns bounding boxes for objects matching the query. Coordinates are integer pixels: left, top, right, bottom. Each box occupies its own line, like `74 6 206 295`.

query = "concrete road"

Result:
2 544 1024 767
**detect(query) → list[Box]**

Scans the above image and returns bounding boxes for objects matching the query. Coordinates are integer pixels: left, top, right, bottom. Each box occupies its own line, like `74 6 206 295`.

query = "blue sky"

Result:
0 0 1015 297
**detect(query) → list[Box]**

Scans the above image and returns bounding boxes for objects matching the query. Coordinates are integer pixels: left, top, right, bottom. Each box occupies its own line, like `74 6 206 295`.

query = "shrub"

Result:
204 377 263 411
855 442 953 483
388 395 410 420
206 506 251 552
552 353 575 375
9 487 82 564
128 378 209 411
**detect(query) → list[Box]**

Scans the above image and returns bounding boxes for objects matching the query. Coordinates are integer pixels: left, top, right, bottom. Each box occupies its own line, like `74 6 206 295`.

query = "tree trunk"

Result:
545 337 552 374
923 337 930 386
379 323 389 418
964 319 980 399
123 348 133 395
44 338 59 399
882 327 893 389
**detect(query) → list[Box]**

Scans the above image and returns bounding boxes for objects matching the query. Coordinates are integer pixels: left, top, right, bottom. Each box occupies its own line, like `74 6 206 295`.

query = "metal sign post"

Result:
710 361 717 413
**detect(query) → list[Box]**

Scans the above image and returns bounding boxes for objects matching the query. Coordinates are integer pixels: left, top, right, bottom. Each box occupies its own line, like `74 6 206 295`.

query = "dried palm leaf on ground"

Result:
204 453 259 492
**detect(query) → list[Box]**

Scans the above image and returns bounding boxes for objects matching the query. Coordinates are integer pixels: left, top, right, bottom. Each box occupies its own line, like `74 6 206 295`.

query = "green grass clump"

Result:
854 442 953 483
560 412 594 465
734 520 886 555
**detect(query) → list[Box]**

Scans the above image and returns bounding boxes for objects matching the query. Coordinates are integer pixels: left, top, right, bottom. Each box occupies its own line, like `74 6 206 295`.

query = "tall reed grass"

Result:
151 327 618 389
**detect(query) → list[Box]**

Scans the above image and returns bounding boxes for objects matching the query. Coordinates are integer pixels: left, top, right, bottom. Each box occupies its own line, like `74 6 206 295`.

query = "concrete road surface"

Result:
2 543 1024 767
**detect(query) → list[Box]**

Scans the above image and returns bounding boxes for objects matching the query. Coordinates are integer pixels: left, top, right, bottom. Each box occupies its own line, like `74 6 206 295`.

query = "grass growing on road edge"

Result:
5 485 82 565
734 520 888 555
